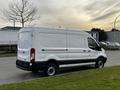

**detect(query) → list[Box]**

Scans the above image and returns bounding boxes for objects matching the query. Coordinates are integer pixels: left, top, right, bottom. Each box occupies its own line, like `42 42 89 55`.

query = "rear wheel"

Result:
95 58 105 68
44 63 57 76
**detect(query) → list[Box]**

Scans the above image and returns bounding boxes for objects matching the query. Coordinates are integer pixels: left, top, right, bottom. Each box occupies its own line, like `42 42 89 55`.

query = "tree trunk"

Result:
21 16 24 27
22 22 24 27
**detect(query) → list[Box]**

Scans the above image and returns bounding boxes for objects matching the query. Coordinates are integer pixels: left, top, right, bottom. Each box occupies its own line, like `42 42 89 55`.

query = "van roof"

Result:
19 27 90 36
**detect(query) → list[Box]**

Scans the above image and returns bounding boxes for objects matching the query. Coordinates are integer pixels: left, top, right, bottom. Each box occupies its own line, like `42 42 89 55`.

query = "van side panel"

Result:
34 32 67 62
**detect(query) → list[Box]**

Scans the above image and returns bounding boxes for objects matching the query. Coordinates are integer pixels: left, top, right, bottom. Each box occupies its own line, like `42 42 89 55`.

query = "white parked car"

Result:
100 42 107 46
114 42 120 47
16 27 107 76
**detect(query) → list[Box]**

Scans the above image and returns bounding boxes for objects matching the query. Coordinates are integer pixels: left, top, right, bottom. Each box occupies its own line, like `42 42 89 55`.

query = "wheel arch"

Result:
47 59 59 68
97 56 107 63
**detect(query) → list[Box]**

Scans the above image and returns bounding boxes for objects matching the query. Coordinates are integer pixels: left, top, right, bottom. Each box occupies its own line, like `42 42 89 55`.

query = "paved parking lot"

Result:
0 51 120 85
105 51 120 67
0 57 42 85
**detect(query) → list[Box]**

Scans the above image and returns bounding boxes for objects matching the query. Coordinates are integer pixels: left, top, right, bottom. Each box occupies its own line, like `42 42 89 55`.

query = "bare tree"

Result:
3 0 38 27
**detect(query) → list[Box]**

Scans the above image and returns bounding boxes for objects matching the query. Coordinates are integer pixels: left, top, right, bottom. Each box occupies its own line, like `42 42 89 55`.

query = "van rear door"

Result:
17 31 32 62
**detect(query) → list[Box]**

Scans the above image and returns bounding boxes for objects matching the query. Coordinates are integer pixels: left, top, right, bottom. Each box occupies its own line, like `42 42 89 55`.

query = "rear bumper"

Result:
16 60 47 71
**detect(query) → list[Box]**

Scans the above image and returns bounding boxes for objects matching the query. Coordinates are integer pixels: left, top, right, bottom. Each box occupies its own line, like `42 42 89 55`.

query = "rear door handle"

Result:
83 50 87 52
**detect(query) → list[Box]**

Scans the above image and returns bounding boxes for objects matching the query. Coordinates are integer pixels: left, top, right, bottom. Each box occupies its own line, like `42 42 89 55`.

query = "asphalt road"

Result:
105 51 120 67
0 51 120 85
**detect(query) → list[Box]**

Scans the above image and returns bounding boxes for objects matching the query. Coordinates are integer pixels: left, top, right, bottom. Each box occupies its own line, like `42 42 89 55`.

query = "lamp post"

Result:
113 14 120 42
114 14 120 29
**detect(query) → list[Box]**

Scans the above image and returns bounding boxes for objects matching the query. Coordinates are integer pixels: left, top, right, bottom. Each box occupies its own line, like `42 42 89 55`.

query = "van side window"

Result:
88 37 99 50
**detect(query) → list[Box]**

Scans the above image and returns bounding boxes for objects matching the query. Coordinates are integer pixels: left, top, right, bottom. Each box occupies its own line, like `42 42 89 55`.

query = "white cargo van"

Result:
16 27 107 76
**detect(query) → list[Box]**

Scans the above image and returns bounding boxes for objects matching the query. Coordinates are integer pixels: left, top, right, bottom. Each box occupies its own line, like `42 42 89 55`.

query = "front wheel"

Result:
44 63 57 76
95 58 105 68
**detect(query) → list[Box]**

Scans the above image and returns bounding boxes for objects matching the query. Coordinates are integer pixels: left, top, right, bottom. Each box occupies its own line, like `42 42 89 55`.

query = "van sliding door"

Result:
67 34 90 61
37 33 67 61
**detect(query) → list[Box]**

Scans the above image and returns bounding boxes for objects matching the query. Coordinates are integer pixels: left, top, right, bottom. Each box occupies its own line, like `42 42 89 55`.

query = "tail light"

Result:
30 48 35 63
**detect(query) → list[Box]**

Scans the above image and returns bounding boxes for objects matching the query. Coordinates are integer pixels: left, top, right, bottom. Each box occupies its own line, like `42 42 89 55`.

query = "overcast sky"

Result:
0 0 120 31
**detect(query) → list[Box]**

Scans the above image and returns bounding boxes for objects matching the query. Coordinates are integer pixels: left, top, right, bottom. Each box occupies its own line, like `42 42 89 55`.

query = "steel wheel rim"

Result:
47 66 56 76
98 61 104 68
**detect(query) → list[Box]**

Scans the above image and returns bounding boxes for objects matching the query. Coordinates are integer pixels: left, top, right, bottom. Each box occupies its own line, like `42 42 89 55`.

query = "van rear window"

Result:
18 32 31 49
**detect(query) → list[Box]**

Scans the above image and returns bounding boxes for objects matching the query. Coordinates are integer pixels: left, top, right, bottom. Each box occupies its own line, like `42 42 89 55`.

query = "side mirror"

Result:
97 46 102 51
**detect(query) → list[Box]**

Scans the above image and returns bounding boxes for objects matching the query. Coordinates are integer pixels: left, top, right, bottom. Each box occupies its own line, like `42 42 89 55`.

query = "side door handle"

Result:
83 50 87 52
88 50 91 52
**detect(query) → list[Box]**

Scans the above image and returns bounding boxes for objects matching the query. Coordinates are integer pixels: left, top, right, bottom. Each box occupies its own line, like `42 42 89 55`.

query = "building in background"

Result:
87 31 99 42
88 30 120 43
106 31 120 43
0 26 21 52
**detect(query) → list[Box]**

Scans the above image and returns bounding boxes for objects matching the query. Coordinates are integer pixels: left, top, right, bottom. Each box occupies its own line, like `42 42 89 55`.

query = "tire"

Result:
44 63 57 76
95 58 105 68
